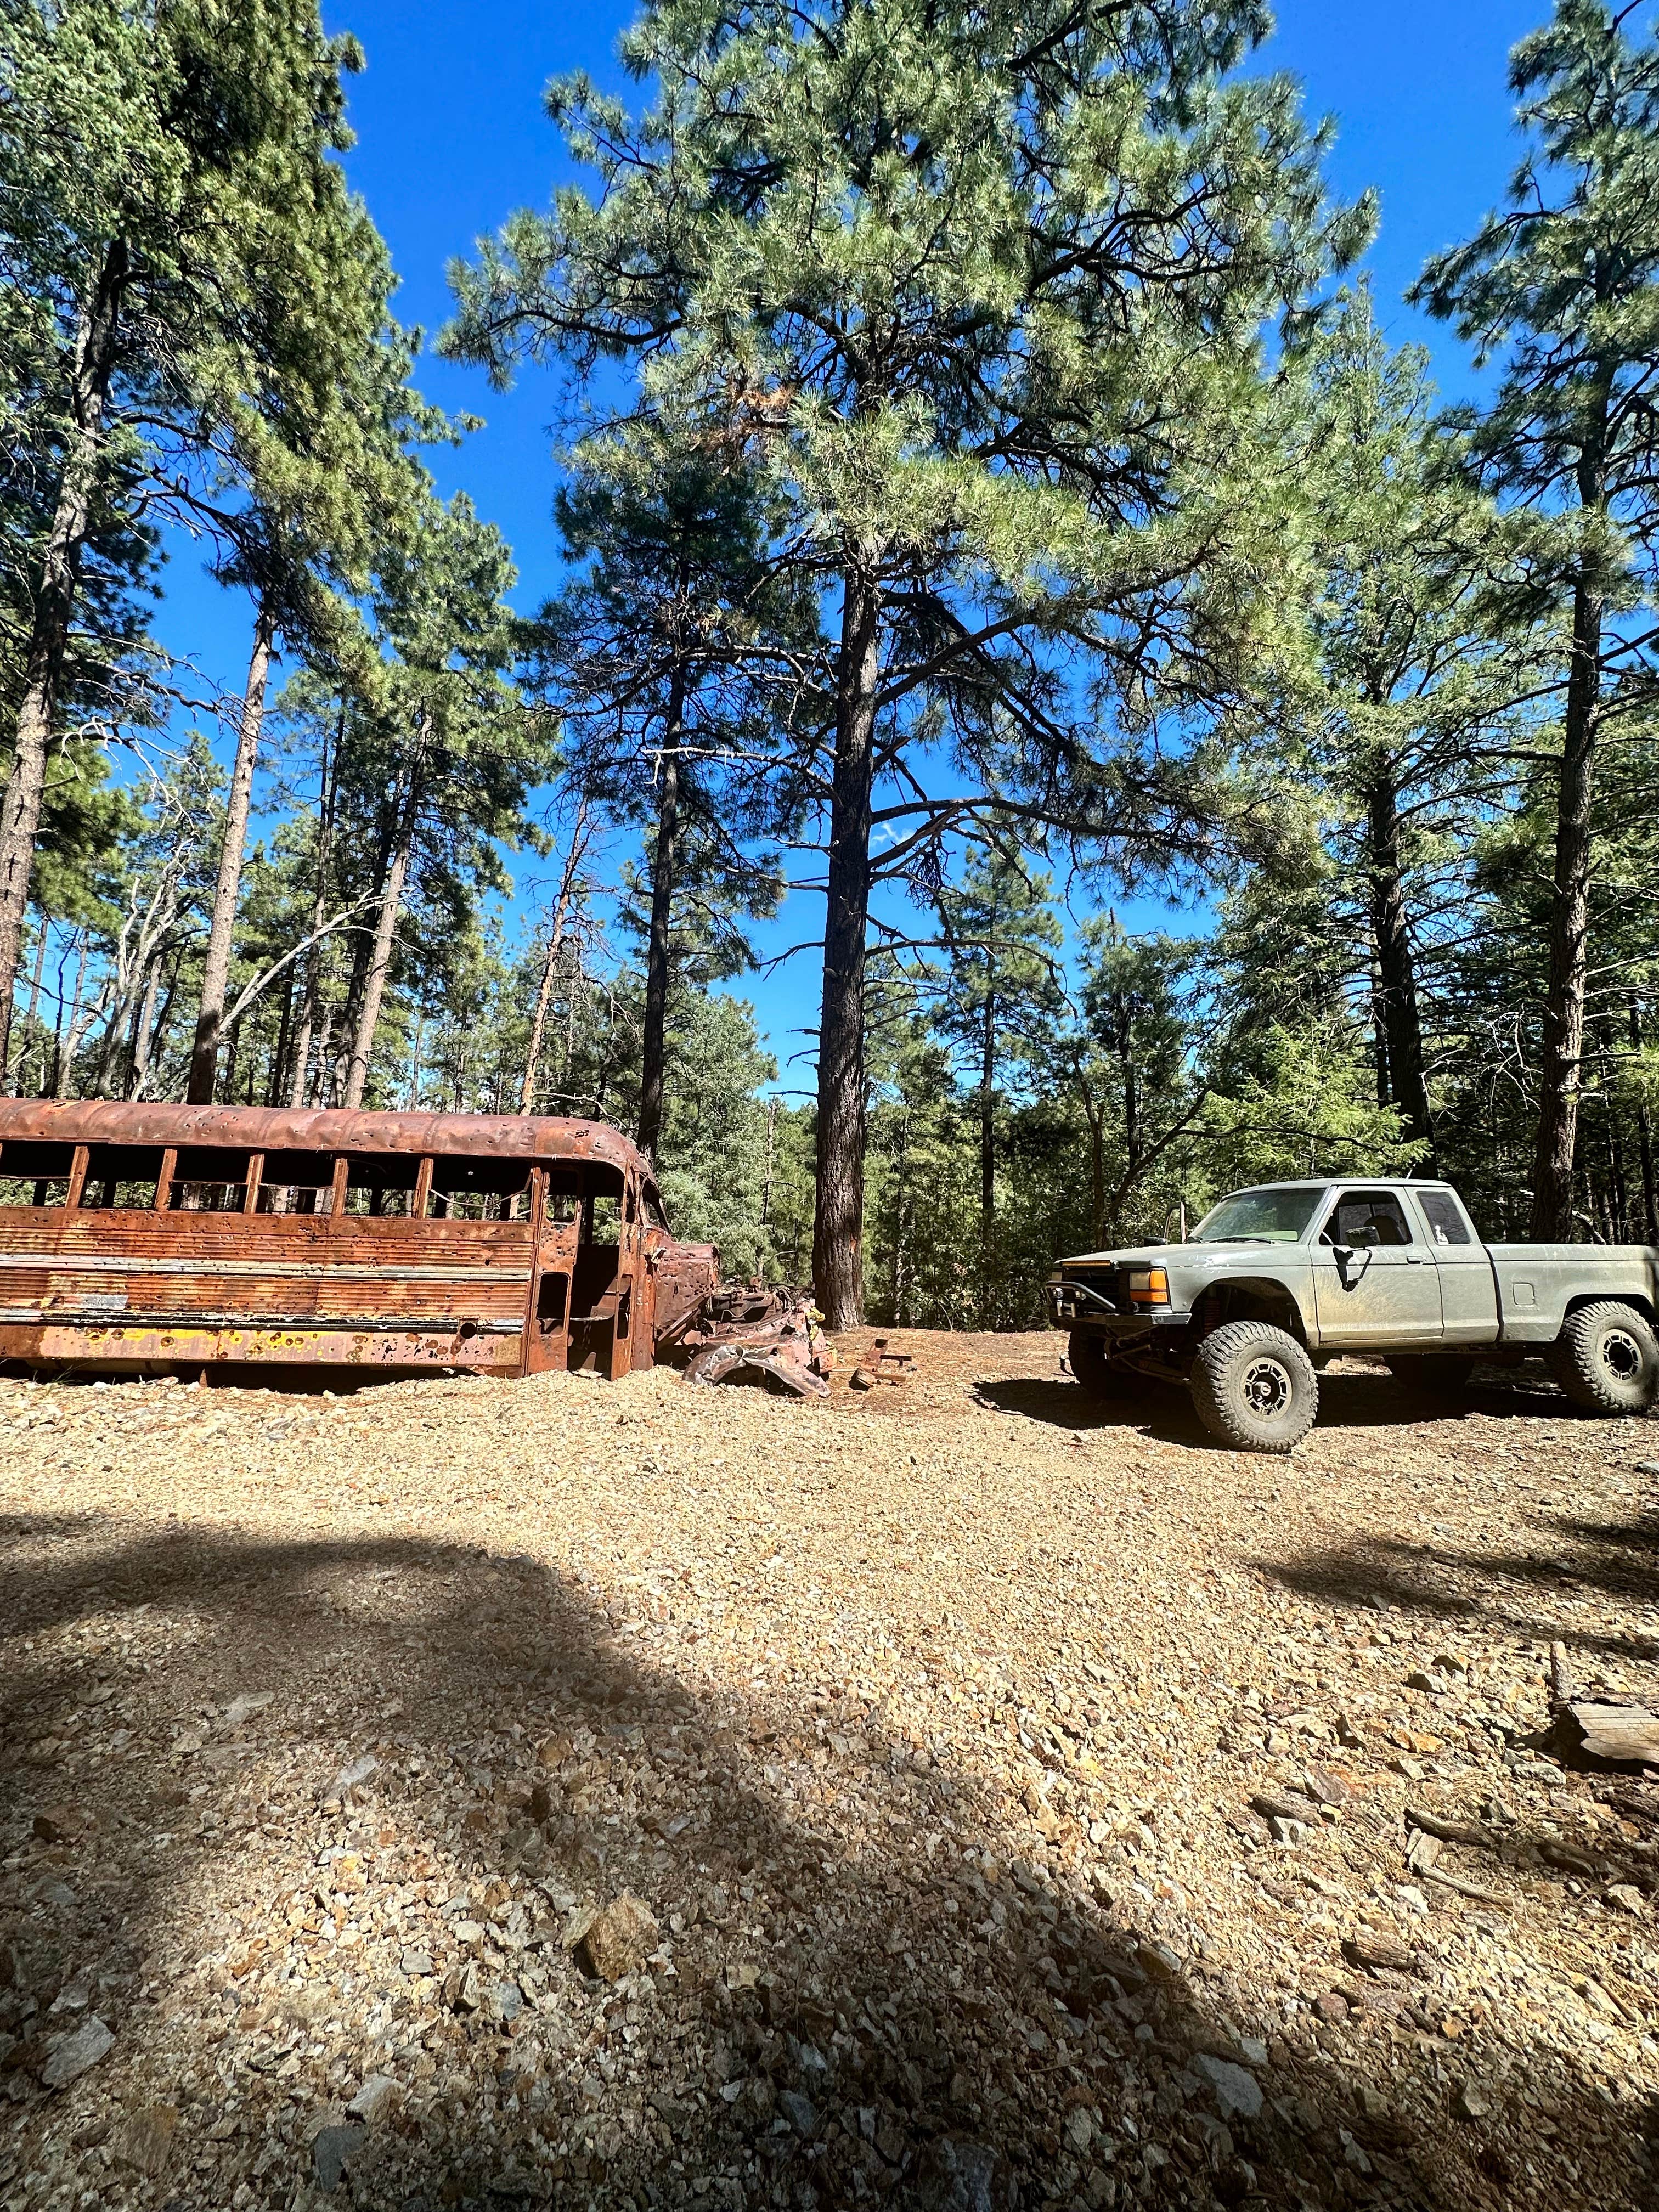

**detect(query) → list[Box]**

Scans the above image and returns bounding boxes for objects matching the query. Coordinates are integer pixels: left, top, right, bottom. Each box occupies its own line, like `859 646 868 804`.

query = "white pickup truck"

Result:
1046 1177 1658 1452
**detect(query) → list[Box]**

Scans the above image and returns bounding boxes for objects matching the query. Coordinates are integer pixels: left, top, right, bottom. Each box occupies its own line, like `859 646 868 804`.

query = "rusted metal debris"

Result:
681 1286 836 1399
850 1335 917 1391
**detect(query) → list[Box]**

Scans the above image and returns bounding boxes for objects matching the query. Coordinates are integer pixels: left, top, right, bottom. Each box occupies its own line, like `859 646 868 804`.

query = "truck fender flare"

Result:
1559 1289 1657 1333
1193 1277 1311 1347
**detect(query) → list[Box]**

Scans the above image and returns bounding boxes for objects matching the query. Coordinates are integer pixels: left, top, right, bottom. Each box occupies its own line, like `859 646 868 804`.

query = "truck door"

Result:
1310 1188 1444 1347
1407 1187 1500 1344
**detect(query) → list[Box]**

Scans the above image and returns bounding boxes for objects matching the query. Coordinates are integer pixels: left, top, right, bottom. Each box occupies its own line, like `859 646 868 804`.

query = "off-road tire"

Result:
1068 1331 1132 1400
1190 1321 1318 1453
1386 1353 1476 1397
1547 1302 1659 1414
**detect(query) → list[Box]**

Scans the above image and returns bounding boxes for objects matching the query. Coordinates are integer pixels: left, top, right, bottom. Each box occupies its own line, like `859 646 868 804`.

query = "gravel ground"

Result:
2 1333 1657 2212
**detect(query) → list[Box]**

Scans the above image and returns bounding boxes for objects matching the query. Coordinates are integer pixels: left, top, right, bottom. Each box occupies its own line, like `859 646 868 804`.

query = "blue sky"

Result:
152 0 1545 1088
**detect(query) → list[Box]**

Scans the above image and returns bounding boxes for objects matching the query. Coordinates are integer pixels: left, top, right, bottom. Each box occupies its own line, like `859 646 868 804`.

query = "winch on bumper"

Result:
1046 1262 1190 1342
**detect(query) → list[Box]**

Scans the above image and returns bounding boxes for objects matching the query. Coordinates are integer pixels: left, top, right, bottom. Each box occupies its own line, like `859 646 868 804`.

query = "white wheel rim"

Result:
1242 1357 1293 1419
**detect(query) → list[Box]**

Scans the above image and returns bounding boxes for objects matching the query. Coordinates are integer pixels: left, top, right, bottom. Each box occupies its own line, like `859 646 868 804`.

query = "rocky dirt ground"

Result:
2 1333 1658 2212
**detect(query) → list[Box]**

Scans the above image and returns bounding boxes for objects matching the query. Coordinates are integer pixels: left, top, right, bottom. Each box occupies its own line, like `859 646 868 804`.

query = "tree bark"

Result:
637 676 686 1161
812 570 882 1330
342 731 424 1110
289 707 341 1108
0 242 127 1088
979 981 996 1322
187 596 276 1103
1530 573 1603 1240
521 799 591 1114
127 955 163 1099
1364 771 1435 1166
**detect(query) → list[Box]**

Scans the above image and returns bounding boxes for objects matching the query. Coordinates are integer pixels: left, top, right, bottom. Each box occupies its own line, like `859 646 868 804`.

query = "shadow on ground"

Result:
0 1510 1646 2210
976 1363 1580 1446
1261 1505 1659 1665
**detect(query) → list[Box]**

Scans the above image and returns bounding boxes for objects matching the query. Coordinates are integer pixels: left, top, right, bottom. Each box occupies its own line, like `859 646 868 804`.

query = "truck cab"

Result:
1048 1178 1658 1452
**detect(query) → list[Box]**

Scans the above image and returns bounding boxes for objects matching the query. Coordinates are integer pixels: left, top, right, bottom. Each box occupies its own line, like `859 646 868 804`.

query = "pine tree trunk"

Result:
638 674 686 1161
1632 1001 1657 1242
1364 771 1435 1164
342 741 422 1110
812 571 881 1329
1530 574 1604 1240
0 243 126 1088
520 800 590 1114
187 597 275 1104
289 715 340 1110
979 986 996 1323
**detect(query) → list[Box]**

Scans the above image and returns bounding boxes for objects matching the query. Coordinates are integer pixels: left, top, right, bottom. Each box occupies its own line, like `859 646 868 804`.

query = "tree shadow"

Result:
0 1512 1646 2210
1261 1506 1659 1663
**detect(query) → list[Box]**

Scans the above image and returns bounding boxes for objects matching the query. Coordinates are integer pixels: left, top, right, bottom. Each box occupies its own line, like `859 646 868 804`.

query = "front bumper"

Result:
1046 1269 1190 1331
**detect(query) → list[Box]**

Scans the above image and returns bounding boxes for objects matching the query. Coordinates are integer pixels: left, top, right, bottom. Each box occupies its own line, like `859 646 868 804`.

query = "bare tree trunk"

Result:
311 1000 334 1110
52 933 90 1098
1364 771 1435 1165
128 955 163 1099
342 739 422 1110
812 570 881 1330
289 707 341 1109
187 595 275 1104
1531 573 1604 1240
638 676 686 1160
0 243 127 1087
520 800 591 1114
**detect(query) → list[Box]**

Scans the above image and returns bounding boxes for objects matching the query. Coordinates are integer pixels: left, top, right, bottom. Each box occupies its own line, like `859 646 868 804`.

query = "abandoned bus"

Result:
0 1102 718 1380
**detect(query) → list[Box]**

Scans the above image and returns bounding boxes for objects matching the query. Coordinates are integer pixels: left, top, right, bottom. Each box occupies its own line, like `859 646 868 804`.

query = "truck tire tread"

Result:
1190 1321 1318 1453
1547 1301 1659 1414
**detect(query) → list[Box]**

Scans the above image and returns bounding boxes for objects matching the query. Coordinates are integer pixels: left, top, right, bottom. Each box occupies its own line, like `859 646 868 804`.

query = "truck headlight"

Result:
1127 1267 1171 1309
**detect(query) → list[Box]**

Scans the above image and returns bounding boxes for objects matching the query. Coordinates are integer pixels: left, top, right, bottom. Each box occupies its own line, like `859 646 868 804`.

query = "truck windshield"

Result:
1192 1188 1323 1244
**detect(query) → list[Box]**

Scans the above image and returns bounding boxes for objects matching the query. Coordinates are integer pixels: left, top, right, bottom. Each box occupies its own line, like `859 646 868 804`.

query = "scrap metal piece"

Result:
850 1335 917 1390
682 1286 834 1398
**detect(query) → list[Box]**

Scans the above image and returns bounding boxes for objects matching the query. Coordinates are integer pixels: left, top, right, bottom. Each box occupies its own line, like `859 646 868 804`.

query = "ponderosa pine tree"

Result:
528 427 818 1160
443 0 1370 1324
184 333 447 1107
1413 0 1659 1238
334 490 542 1110
1288 292 1533 1167
934 851 1063 1320
0 0 390 1090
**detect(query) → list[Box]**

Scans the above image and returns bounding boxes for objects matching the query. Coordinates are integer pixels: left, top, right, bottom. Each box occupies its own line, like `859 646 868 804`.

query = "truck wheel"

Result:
1548 1303 1659 1414
1190 1322 1318 1453
1386 1354 1476 1397
1068 1331 1130 1399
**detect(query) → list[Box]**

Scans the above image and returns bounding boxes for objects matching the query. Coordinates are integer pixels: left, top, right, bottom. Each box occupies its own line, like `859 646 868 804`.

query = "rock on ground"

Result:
0 1335 1655 2210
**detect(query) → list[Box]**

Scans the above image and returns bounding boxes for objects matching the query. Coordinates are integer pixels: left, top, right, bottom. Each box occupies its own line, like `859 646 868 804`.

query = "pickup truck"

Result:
1045 1177 1658 1452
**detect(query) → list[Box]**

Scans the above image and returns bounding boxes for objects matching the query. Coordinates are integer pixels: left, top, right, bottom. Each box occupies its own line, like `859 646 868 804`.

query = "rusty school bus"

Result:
0 1102 719 1379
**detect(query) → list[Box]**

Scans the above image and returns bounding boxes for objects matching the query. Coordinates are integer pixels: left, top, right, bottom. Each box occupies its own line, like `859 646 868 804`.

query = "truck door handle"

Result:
1406 1252 1425 1265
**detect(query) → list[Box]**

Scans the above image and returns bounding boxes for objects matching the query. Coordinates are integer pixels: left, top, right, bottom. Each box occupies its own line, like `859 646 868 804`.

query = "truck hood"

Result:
1052 1243 1277 1272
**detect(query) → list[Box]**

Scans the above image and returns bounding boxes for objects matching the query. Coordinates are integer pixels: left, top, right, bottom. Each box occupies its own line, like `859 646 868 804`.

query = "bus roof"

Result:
0 1101 653 1180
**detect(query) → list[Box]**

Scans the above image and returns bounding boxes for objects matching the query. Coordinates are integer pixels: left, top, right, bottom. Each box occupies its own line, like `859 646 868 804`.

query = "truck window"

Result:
1415 1190 1473 1248
1322 1191 1414 1249
1192 1187 1323 1243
